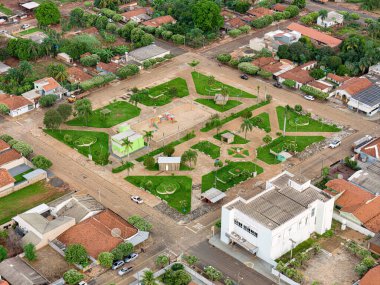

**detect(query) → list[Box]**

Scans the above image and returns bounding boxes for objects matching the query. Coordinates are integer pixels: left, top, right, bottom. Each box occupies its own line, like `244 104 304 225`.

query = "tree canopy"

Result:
192 0 224 33
35 1 61 26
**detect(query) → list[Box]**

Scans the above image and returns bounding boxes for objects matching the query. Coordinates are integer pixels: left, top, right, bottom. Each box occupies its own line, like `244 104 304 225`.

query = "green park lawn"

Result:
17 27 42 36
251 112 271 133
66 101 140 128
191 141 220 159
202 161 263 192
0 182 66 225
44 129 109 165
138 77 189 106
195 98 242 112
192 72 256 98
276 106 340 132
0 4 12 16
126 176 192 214
257 136 325 164
214 130 249 144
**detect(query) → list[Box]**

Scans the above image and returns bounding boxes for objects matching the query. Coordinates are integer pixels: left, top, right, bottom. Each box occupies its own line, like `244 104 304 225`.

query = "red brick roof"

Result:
287 23 342 48
225 17 246 29
308 80 330 91
279 67 314 84
360 265 380 285
361 138 380 160
121 7 152 20
0 94 33 111
252 57 277 68
34 77 60 92
272 3 287 12
0 168 15 188
57 210 138 258
142 15 176 27
67 67 92 83
327 73 350 83
247 7 274 18
0 280 9 285
0 149 22 167
337 77 373 96
0 140 10 153
354 197 380 232
97 62 120 74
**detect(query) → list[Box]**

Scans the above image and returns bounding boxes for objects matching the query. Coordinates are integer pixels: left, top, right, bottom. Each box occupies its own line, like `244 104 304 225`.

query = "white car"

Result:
21 24 30 29
124 253 138 263
118 266 133 276
329 140 341 149
304 95 315 101
78 282 88 285
112 260 125 270
131 196 143 204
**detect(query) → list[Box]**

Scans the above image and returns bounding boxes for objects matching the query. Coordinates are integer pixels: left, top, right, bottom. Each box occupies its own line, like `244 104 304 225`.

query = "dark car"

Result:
273 82 283 88
240 74 248 80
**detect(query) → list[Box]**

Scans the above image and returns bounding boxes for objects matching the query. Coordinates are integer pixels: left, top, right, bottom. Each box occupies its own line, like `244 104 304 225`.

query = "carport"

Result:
201 188 226 203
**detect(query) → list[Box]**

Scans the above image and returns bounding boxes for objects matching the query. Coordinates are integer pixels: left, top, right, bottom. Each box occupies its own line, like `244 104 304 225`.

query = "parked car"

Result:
112 260 125 270
273 82 283 88
240 74 248 80
78 282 88 285
0 30 7 34
131 196 143 204
118 266 133 276
124 253 138 263
304 95 315 101
67 95 76 103
329 140 341 149
21 24 30 29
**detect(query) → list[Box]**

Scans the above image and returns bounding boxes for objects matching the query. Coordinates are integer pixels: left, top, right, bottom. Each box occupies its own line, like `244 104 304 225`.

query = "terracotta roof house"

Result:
252 57 277 68
121 7 152 23
0 94 35 117
142 15 176 28
224 17 246 30
0 168 15 194
67 67 93 84
0 140 10 153
356 137 380 163
307 80 333 93
326 73 350 85
96 62 120 75
278 66 314 89
247 7 273 18
261 59 296 77
57 209 139 257
0 149 23 170
359 265 380 285
287 23 342 48
22 77 68 102
271 3 287 12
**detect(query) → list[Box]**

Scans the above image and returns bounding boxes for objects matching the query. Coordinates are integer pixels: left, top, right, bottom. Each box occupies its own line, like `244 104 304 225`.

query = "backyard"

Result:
257 136 325 164
44 129 110 165
66 101 141 128
202 161 263 191
0 182 67 225
192 72 256 98
125 176 192 213
214 130 249 144
195 98 242 112
191 141 220 159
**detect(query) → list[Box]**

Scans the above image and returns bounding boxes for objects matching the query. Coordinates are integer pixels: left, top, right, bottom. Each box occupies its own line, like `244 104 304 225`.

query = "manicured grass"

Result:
228 147 249 158
0 4 12 16
192 72 256 98
257 136 325 164
276 106 340 132
191 141 220 159
138 77 189 106
17 27 42 36
251 112 271 133
0 182 66 225
195 98 242 112
13 169 34 183
201 101 270 132
112 162 134 173
44 129 110 165
66 101 141 128
136 131 196 162
202 161 263 192
126 176 192 213
214 130 249 144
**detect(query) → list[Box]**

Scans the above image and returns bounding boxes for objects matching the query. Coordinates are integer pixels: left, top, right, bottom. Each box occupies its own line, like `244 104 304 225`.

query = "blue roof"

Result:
353 85 380 107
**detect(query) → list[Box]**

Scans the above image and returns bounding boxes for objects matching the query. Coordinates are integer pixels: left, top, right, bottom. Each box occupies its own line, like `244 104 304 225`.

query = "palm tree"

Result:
122 138 133 160
183 149 198 167
220 86 229 105
240 119 253 139
318 9 328 21
143 130 154 147
141 270 157 285
124 162 134 176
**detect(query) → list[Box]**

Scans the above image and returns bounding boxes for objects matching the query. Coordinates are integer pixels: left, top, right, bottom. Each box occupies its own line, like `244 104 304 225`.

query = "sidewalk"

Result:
209 234 282 284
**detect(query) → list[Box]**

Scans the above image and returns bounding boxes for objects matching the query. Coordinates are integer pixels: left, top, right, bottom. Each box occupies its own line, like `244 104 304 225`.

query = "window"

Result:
234 219 258 237
311 208 315 217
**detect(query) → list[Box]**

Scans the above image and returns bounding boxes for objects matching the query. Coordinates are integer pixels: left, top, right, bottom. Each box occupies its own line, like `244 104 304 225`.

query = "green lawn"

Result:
192 72 256 98
214 130 249 144
0 4 12 16
112 162 134 173
202 161 263 192
13 169 34 183
228 147 249 158
0 182 66 225
257 136 325 164
126 176 192 213
191 141 220 159
276 106 340 132
251 112 271 133
44 129 110 165
136 131 196 162
66 101 140 128
138 77 189 106
17 27 42 36
145 163 193 171
201 101 270 132
195 99 242 112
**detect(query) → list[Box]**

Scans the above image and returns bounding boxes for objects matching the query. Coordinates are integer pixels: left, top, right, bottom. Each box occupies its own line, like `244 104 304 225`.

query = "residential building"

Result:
220 171 334 265
348 161 380 195
121 7 152 23
22 77 68 101
277 62 317 89
20 1 40 11
0 168 15 194
260 59 296 78
307 80 333 93
287 23 342 48
158 157 181 171
126 44 170 64
56 52 73 64
325 179 380 233
271 3 287 12
331 77 372 101
67 67 92 84
142 15 176 28
358 265 380 285
354 137 380 163
0 94 35 117
111 123 144 157
96 62 120 75
250 30 301 52
0 62 11 74
0 148 23 169
368 63 380 76
347 84 380 116
224 17 246 31
317 11 344 28
247 7 273 18
326 73 350 86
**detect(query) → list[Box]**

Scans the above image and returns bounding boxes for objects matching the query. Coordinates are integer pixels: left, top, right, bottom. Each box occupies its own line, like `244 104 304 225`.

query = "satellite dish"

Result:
111 228 121 238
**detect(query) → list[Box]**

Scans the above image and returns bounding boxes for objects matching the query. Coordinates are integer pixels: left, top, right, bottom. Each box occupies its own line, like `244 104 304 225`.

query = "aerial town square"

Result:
0 0 380 284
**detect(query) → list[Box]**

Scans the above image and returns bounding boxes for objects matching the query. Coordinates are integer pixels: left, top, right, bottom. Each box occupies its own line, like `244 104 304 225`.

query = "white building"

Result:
0 94 35 117
317 11 344 28
126 44 170 64
220 171 334 265
250 30 301 52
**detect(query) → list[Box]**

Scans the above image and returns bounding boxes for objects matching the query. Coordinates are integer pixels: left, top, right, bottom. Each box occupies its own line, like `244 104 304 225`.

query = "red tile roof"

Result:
121 7 152 20
97 62 120 74
361 138 380 160
0 94 33 111
252 57 277 68
0 149 22 167
360 265 380 285
0 140 10 153
354 197 380 232
0 168 15 188
272 3 287 12
327 73 350 84
279 67 314 84
337 77 373 96
143 15 176 27
0 280 9 285
308 80 330 91
287 23 342 48
57 210 138 257
247 7 274 18
34 77 60 92
225 17 246 29
67 67 92 83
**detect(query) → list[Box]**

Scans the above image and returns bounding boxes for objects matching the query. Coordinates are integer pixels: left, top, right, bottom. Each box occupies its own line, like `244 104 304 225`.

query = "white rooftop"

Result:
21 1 40 9
201 188 226 203
157 157 181 164
112 129 142 142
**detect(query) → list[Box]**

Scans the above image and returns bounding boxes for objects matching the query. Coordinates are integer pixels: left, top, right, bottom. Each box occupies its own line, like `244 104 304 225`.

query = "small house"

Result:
0 168 15 195
214 93 229 105
142 15 176 28
158 157 181 171
221 132 234 144
0 94 35 117
111 124 144 158
96 62 120 75
56 52 73 64
317 11 344 28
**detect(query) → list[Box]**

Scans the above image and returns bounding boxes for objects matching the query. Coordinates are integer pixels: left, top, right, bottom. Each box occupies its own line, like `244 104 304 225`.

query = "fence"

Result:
333 213 375 237
0 172 47 198
271 268 300 285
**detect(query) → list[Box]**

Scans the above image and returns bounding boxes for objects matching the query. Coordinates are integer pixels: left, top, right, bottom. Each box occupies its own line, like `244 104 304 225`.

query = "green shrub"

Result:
228 29 242 38
251 15 273 28
172 34 185 45
229 58 239 67
79 74 116 91
217 53 232 63
39 94 58 107
300 85 328 100
24 243 37 261
116 64 140 79
258 70 272 79
127 215 152 231
32 155 52 170
239 25 251 33
282 79 296 88
238 62 259 75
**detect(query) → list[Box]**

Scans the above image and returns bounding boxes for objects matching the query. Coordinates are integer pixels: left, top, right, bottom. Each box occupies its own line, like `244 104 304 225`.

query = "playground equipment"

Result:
150 112 176 128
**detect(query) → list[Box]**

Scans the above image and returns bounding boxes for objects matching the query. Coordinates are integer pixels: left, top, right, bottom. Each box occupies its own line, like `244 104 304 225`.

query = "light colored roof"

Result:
348 163 380 195
126 230 149 246
201 188 226 203
287 23 342 48
23 169 46 180
158 157 181 164
0 168 15 187
221 132 234 139
21 2 40 10
112 129 142 142
0 62 11 73
322 11 343 22
57 52 71 60
22 89 41 101
352 85 380 107
0 94 33 111
17 213 74 234
128 44 169 62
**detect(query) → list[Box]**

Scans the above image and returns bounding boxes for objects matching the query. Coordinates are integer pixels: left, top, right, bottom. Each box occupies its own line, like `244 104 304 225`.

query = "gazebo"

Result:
100 108 111 118
201 188 226 203
221 132 234 144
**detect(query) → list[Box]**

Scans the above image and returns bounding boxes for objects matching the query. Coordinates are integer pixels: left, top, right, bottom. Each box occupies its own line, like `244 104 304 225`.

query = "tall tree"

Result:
74 99 92 126
35 1 61 26
47 63 68 82
141 270 158 285
43 109 63 129
143 130 154 147
122 137 133 160
240 119 253 139
56 104 73 122
192 0 224 33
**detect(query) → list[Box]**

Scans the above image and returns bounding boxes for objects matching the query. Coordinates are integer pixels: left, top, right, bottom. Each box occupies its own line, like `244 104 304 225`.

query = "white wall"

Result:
0 157 25 170
347 98 379 116
9 105 34 117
